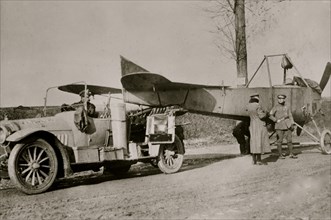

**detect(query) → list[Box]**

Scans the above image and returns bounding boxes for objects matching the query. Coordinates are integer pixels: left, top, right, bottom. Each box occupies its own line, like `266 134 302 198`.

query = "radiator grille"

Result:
55 134 68 145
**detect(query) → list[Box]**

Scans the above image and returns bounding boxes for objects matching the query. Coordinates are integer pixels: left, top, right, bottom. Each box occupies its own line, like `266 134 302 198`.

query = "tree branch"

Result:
225 0 235 12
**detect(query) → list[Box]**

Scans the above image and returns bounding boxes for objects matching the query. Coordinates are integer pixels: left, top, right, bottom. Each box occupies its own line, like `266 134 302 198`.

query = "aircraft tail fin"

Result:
120 56 150 76
319 62 331 91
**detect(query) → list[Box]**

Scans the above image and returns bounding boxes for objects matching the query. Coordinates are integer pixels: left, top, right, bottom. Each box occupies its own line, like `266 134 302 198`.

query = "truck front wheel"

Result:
158 135 184 174
8 139 58 194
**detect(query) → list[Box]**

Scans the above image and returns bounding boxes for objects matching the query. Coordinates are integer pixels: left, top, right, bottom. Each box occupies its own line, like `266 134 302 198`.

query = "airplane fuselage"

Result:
123 85 321 125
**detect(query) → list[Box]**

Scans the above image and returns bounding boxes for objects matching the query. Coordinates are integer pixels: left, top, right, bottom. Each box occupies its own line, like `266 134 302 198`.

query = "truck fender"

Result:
7 129 73 178
7 128 46 142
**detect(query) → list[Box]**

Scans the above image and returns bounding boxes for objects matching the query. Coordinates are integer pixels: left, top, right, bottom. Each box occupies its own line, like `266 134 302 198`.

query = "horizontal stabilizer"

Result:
58 84 122 96
121 72 228 91
121 72 170 91
320 62 331 91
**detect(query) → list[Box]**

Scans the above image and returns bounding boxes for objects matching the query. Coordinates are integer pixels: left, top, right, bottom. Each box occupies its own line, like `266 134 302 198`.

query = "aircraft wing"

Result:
58 84 122 96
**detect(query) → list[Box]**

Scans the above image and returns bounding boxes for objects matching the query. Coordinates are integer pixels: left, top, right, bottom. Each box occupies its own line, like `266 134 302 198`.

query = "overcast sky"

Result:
0 0 330 107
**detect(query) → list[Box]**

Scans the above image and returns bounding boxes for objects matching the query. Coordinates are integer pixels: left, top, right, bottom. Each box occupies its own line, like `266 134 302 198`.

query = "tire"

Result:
320 129 331 155
158 135 184 174
8 139 58 194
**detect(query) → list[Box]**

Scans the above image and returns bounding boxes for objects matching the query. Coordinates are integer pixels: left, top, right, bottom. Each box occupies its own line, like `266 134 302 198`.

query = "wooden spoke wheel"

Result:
8 139 58 194
320 129 331 155
158 136 184 174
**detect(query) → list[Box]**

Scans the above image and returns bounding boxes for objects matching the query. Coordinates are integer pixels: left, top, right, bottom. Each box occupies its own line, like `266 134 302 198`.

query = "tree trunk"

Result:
235 0 248 87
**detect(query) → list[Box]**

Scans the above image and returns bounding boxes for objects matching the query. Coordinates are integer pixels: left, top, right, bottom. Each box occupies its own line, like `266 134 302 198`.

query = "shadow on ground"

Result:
262 145 321 164
51 153 240 192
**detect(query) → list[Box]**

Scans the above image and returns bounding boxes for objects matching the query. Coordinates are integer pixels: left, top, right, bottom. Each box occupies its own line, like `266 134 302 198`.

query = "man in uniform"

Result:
246 93 270 165
269 94 297 159
72 90 97 118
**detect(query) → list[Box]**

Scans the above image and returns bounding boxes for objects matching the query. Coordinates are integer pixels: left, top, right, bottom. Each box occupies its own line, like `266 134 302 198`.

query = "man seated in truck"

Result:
72 90 97 118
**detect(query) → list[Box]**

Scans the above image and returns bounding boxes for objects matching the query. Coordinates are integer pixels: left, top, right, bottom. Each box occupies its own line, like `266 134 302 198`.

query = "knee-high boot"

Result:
252 154 257 164
288 143 297 158
288 142 293 155
277 144 283 156
256 154 261 162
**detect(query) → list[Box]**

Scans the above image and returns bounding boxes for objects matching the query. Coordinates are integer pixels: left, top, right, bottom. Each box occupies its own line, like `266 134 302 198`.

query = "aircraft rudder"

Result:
120 56 150 77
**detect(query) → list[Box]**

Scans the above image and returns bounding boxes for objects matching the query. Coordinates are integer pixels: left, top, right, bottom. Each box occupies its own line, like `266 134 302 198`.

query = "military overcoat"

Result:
246 102 271 154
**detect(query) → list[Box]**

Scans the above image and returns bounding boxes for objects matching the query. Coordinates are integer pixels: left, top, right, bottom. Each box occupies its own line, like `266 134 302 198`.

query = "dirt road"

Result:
0 144 330 220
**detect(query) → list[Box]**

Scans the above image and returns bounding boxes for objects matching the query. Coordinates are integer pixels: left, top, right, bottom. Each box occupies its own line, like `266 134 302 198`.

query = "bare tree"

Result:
235 0 247 86
205 0 285 86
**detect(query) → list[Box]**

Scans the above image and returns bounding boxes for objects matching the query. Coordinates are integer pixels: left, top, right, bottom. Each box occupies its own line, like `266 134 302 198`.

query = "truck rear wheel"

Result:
158 135 184 174
8 139 58 194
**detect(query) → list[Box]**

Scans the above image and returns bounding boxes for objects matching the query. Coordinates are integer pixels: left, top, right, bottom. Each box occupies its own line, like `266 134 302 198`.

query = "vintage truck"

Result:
0 83 186 194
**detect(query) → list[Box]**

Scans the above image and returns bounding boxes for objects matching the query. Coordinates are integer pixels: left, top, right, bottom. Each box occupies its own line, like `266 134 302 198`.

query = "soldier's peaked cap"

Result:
277 94 286 99
250 93 259 98
79 90 92 97
250 93 259 100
